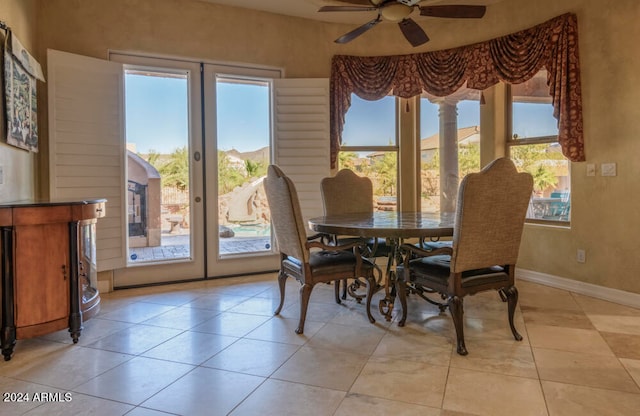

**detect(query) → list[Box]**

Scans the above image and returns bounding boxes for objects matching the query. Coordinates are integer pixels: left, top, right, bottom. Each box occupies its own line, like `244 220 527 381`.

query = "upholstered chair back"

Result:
321 169 374 215
451 158 533 273
264 165 309 263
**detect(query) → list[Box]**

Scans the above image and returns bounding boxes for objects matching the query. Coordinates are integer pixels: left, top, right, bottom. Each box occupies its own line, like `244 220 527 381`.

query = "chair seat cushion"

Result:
402 255 509 289
283 250 375 277
418 240 453 250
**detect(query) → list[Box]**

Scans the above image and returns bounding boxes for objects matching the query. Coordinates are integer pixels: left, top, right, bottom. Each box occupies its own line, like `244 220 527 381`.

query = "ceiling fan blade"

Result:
334 0 375 5
335 17 382 44
319 6 378 12
419 5 487 18
398 18 429 47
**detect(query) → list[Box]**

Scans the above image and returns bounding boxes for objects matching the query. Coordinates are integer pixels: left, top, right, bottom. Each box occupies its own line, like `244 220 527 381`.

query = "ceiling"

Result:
198 0 505 24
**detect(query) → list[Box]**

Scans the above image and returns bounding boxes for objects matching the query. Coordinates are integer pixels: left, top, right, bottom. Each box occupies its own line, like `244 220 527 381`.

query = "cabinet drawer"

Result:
0 208 12 226
13 206 72 225
72 202 106 220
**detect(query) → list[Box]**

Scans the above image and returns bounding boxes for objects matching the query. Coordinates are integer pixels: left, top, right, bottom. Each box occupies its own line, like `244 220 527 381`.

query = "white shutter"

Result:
47 49 126 271
272 78 330 230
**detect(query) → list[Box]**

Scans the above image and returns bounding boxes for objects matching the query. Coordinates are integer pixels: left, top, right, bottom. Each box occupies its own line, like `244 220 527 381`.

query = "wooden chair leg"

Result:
274 270 287 315
296 283 313 334
341 278 347 300
505 285 523 341
334 280 342 304
448 296 468 355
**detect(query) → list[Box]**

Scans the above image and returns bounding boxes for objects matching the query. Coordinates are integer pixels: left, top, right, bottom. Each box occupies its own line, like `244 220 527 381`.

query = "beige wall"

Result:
19 0 640 294
0 0 38 202
493 0 640 295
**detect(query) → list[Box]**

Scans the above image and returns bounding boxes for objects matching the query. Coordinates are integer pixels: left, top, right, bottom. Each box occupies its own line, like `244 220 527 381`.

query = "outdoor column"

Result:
438 101 459 216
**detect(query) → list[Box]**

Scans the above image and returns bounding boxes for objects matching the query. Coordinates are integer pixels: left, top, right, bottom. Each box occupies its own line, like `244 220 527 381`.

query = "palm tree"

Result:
372 152 397 196
531 165 558 193
146 149 161 167
159 146 189 190
244 159 266 179
218 151 245 194
510 144 560 192
338 151 359 171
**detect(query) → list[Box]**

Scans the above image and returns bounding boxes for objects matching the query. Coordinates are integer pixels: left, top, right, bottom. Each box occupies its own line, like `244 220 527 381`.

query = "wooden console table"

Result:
0 199 106 360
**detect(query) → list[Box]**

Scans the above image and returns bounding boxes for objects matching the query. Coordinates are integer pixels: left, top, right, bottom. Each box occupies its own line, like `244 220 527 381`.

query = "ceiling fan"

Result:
319 0 486 47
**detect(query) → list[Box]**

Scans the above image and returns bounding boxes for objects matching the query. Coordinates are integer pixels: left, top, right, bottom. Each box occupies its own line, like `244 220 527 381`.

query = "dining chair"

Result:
320 169 388 300
264 165 378 333
321 168 375 216
396 158 533 355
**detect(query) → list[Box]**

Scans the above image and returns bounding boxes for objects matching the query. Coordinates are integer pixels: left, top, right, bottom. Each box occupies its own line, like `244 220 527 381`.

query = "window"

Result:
339 94 397 211
216 77 272 256
508 70 571 222
419 87 481 215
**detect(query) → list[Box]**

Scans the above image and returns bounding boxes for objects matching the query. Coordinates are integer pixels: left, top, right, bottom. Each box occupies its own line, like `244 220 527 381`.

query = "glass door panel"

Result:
125 69 192 263
216 77 271 256
204 66 280 277
111 54 204 287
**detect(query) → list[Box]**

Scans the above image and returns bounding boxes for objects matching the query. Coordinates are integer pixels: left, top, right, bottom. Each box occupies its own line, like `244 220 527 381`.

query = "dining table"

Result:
308 211 454 322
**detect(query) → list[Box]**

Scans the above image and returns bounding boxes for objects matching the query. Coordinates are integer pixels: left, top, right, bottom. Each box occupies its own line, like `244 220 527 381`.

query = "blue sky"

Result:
124 73 557 154
342 95 481 146
125 74 271 154
124 73 189 154
216 81 270 153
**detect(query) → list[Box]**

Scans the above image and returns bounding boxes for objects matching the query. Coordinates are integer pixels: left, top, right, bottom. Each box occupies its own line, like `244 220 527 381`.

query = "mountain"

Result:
226 146 270 164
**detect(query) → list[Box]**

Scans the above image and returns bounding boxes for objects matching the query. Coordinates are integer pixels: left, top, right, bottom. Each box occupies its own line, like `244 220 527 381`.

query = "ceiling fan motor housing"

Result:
381 3 414 21
321 1 487 46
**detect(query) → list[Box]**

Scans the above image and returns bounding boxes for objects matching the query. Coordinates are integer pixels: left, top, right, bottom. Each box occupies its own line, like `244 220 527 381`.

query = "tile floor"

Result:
1 274 640 415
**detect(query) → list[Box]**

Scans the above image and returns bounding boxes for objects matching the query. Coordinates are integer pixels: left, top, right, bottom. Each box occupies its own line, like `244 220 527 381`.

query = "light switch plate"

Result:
601 163 617 177
586 164 595 176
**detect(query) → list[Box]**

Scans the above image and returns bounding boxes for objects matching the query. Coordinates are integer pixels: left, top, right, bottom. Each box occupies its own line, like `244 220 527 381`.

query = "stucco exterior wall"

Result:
23 0 640 294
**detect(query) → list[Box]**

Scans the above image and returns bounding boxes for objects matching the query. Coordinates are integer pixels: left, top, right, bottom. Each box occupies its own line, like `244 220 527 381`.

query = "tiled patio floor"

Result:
129 233 271 262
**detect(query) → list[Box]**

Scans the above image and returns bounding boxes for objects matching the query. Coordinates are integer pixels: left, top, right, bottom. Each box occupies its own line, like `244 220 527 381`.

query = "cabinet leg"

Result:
68 312 83 344
2 226 16 361
1 326 16 361
68 221 82 345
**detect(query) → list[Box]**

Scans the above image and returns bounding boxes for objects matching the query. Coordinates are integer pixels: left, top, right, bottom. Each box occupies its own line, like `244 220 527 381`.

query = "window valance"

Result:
330 13 584 168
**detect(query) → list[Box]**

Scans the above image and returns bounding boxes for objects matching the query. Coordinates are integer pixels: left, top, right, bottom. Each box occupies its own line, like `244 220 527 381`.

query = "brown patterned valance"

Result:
330 13 584 168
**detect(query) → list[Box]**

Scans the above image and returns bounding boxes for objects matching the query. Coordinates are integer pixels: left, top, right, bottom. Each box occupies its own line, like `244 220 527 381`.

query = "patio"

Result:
129 233 271 262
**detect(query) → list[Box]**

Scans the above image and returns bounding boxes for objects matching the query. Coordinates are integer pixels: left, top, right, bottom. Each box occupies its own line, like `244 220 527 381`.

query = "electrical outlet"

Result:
601 163 617 177
577 249 586 263
586 164 595 176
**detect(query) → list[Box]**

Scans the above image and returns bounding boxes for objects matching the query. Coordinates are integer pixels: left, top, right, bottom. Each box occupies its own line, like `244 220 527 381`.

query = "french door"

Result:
110 54 206 286
49 50 327 287
109 54 286 286
203 65 281 277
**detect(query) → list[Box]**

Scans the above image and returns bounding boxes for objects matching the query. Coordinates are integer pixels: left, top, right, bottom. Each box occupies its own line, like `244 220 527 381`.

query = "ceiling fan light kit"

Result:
380 3 413 21
319 0 487 47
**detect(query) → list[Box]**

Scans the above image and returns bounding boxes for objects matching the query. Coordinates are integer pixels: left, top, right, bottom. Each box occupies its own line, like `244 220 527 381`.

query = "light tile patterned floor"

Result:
1 275 640 415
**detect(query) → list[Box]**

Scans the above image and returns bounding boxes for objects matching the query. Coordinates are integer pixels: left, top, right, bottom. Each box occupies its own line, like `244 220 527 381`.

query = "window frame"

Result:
506 82 571 226
338 94 400 210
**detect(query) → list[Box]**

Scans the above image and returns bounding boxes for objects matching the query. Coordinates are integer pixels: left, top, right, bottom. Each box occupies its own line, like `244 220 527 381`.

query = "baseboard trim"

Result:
517 268 640 309
98 280 112 294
